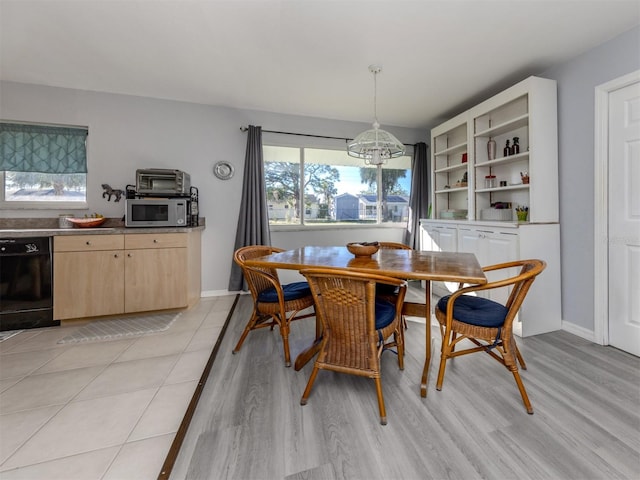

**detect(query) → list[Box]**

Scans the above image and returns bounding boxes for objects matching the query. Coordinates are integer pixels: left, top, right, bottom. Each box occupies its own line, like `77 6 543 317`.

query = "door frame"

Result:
594 69 640 345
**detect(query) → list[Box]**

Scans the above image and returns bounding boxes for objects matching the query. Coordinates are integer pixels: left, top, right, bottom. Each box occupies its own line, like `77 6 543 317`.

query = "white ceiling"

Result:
1 0 639 129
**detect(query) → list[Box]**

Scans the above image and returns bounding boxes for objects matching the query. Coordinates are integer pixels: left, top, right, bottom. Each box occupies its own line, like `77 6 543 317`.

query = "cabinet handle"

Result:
128 253 132 257
114 254 119 258
153 239 158 243
86 241 91 245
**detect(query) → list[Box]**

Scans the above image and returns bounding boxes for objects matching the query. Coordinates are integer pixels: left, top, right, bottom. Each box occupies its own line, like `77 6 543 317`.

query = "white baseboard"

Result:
201 289 249 297
561 320 597 343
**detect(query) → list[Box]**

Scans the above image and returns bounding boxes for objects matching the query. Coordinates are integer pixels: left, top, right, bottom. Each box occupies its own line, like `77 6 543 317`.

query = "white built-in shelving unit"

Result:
423 76 561 337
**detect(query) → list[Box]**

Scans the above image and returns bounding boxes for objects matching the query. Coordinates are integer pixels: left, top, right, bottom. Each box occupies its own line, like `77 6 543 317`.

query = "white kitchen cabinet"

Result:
420 222 458 253
425 76 560 337
419 222 459 296
420 219 561 337
457 225 519 306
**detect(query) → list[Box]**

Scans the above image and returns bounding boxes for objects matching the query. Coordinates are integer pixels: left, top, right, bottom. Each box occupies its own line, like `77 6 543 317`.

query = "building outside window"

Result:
264 145 412 226
0 122 88 208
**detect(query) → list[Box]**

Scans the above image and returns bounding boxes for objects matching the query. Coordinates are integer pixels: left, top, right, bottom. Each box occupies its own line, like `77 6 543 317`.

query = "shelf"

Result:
475 152 529 168
431 76 558 224
475 114 528 138
435 163 468 174
433 141 467 156
475 184 530 193
435 187 467 194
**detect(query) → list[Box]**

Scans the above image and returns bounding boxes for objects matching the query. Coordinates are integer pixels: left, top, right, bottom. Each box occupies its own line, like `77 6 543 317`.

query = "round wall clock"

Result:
213 161 234 180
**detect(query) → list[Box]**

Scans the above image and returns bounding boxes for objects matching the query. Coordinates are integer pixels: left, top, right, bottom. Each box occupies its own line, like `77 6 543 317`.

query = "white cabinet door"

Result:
420 224 457 253
457 227 484 259
458 226 518 303
435 226 457 252
484 230 518 304
420 224 436 251
458 227 518 265
420 222 459 295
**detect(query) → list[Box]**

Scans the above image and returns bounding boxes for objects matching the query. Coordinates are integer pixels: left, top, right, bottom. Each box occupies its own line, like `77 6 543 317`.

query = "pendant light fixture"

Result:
347 65 405 165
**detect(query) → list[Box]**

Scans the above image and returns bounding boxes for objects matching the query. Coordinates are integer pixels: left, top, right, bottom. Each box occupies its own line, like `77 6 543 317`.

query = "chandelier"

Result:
347 65 405 165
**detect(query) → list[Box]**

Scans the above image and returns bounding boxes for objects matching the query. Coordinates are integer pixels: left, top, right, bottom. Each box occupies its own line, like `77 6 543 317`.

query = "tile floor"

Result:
0 295 236 480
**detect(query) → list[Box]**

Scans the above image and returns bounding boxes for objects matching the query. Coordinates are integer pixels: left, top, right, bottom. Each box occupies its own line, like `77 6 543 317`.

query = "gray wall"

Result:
0 81 425 294
541 26 640 334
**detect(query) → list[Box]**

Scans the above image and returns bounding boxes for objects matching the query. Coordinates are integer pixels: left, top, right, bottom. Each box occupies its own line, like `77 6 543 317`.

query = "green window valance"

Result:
0 122 88 174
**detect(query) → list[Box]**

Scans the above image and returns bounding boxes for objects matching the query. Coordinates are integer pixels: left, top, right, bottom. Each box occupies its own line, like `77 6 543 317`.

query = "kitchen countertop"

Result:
0 218 205 238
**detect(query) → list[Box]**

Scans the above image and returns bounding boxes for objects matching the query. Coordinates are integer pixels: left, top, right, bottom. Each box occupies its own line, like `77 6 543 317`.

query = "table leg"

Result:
420 281 431 397
294 340 321 371
294 313 323 371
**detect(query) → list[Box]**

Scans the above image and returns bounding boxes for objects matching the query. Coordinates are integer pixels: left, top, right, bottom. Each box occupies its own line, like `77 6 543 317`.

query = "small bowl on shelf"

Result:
346 242 380 257
66 217 107 228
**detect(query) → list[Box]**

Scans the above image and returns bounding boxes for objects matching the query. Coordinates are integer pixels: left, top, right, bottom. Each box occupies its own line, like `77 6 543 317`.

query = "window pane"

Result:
4 171 87 202
264 146 302 224
305 148 377 224
264 145 412 225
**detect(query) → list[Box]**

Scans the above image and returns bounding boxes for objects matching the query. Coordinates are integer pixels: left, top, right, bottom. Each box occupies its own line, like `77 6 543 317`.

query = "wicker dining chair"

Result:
377 241 413 331
232 246 315 367
299 268 407 425
434 259 546 414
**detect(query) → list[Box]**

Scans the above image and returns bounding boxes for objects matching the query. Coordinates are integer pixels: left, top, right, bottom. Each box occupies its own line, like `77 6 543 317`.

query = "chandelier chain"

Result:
373 69 378 126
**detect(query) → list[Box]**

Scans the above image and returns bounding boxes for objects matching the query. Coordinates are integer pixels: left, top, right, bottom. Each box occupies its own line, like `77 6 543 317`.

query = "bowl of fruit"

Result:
66 214 107 228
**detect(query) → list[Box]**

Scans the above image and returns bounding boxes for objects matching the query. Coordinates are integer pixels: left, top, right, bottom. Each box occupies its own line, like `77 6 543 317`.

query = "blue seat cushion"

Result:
258 281 311 303
375 299 397 330
437 295 508 328
376 283 399 296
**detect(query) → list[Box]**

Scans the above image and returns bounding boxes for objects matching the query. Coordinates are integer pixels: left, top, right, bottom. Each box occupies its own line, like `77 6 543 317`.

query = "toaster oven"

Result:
136 168 191 196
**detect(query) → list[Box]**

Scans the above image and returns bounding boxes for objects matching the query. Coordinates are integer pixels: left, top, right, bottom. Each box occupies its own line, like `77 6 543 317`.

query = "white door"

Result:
608 79 640 356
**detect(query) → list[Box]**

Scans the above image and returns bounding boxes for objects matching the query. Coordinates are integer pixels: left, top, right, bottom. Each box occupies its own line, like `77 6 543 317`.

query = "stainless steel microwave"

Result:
136 168 190 196
125 198 189 227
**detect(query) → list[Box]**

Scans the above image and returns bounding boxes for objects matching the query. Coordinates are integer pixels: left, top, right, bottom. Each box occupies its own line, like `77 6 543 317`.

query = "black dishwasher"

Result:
0 237 58 331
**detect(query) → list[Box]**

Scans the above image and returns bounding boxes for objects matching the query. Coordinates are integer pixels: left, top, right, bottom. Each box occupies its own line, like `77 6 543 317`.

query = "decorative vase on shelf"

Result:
487 137 496 160
503 139 511 157
512 137 520 155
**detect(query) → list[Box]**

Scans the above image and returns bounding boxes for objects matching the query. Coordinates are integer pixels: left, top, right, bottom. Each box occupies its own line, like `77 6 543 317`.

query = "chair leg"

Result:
300 365 320 405
436 331 452 390
395 330 404 371
280 322 291 367
435 354 448 391
512 369 534 414
515 344 527 370
374 377 387 425
232 311 259 354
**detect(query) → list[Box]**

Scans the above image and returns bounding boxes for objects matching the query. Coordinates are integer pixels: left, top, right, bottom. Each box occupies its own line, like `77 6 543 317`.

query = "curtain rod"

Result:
239 126 416 147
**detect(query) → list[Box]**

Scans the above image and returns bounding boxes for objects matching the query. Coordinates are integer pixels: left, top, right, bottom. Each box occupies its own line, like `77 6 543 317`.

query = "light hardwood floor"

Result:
171 292 640 480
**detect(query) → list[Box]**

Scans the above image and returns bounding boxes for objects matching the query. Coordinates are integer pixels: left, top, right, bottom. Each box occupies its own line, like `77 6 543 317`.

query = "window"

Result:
264 145 412 226
1 122 88 208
